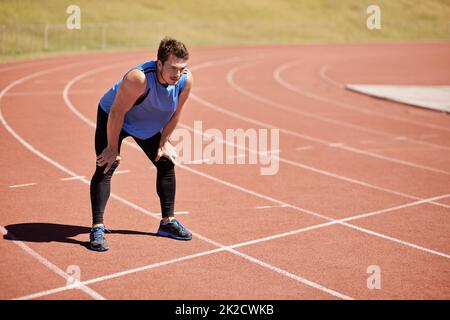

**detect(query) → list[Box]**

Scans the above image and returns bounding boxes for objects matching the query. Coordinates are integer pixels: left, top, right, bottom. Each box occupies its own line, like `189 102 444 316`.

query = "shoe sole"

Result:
157 230 192 241
90 243 109 252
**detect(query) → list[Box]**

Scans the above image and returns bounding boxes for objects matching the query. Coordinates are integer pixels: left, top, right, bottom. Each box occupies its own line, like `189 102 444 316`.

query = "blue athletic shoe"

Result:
89 226 109 251
157 219 192 240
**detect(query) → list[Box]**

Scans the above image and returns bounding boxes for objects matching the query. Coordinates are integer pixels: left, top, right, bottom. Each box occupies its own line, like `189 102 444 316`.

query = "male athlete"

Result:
89 37 193 251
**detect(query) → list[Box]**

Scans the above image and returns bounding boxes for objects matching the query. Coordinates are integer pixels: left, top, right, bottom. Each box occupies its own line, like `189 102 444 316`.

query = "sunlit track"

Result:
63 58 450 209
63 57 450 259
1 44 449 300
1 57 354 300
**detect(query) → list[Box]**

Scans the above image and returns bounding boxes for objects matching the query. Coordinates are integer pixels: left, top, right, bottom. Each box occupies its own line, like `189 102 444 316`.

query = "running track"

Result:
1 43 449 300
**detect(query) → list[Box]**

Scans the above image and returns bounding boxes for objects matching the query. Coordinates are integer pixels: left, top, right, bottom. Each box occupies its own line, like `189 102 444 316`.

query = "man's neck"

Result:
156 63 169 86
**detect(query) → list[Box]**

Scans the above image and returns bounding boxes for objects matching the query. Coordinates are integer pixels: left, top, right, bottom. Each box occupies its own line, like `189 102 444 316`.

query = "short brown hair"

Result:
157 37 189 64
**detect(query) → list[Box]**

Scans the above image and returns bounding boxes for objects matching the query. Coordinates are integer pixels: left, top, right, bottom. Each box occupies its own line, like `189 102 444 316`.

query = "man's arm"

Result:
159 71 194 148
96 69 147 173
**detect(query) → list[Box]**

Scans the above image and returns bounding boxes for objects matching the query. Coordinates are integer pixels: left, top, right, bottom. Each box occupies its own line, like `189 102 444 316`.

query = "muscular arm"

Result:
97 69 146 173
107 69 147 152
159 71 194 147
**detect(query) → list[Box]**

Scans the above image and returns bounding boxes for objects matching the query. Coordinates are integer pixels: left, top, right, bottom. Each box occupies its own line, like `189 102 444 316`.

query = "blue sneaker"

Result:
157 219 192 241
89 226 109 251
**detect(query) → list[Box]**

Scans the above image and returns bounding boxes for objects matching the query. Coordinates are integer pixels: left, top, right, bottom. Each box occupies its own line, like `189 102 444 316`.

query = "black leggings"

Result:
90 106 176 225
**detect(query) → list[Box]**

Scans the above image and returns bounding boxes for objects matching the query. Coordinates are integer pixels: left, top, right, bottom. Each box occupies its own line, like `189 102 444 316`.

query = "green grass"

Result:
0 0 449 61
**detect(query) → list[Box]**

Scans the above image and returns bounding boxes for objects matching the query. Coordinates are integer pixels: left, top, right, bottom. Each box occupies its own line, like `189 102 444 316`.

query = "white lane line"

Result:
61 171 130 181
15 192 449 300
150 211 189 216
319 65 344 89
185 155 246 164
61 176 85 181
186 152 255 164
329 142 345 147
9 183 37 188
295 146 313 151
114 170 130 175
255 204 290 209
364 147 437 153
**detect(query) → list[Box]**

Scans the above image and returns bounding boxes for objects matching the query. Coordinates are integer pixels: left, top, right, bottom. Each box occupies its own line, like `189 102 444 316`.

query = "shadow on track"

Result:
3 223 158 250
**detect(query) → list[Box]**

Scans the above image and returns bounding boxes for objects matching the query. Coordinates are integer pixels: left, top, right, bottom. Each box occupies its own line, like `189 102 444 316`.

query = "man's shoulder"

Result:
139 60 157 73
124 69 146 84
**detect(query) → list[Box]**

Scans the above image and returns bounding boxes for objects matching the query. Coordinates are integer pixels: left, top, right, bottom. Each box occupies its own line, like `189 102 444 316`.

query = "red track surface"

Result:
1 43 449 300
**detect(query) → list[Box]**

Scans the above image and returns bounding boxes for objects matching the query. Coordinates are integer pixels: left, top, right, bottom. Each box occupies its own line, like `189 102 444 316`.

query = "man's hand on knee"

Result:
156 140 178 165
97 147 121 174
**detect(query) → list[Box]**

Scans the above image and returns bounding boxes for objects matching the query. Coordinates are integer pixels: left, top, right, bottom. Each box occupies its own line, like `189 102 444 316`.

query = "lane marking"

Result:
295 146 313 151
329 142 345 147
15 193 449 300
61 176 85 181
319 65 344 89
61 170 130 182
186 152 264 165
187 154 246 164
255 204 290 209
364 147 438 153
114 170 130 175
9 183 37 188
150 211 189 216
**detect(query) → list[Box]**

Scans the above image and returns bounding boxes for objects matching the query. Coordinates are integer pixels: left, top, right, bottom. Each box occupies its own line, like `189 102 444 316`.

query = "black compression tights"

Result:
90 106 175 225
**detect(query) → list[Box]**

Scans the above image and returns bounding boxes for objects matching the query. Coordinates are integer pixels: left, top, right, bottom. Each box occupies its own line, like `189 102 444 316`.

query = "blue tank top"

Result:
99 60 189 139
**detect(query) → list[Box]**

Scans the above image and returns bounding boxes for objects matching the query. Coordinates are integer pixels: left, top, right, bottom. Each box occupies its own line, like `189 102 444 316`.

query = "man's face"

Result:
158 54 188 85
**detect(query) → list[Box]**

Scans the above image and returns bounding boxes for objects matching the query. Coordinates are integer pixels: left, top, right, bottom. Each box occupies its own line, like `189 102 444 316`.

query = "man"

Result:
90 37 193 252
